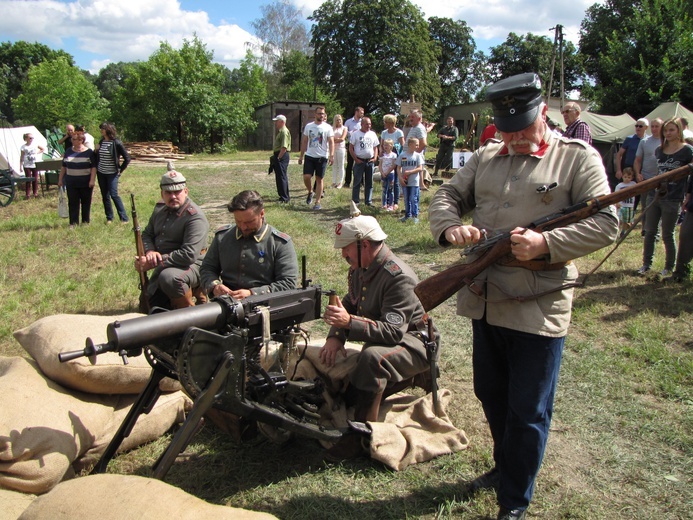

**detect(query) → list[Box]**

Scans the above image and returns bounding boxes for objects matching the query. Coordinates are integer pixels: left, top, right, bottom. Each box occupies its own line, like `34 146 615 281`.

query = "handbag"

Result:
58 187 68 218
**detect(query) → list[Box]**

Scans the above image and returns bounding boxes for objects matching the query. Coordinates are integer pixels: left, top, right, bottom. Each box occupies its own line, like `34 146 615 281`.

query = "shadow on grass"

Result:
574 268 693 321
126 424 492 519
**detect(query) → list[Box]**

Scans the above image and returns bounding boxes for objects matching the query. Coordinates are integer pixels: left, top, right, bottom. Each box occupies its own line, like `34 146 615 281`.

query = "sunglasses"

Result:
635 124 645 128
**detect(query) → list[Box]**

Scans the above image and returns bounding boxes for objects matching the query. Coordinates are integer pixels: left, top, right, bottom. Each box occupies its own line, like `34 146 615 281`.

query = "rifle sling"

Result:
497 254 570 271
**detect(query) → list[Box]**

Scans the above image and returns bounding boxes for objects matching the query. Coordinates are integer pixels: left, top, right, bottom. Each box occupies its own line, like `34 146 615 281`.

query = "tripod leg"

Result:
152 352 235 480
91 370 165 474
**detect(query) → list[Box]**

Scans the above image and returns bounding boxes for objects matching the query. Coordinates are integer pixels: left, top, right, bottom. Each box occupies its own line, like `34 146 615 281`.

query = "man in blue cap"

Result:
428 73 618 519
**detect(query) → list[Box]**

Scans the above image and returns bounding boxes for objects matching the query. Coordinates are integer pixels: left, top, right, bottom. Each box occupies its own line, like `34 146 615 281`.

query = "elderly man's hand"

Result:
509 227 549 261
323 297 351 329
444 225 483 247
319 336 347 368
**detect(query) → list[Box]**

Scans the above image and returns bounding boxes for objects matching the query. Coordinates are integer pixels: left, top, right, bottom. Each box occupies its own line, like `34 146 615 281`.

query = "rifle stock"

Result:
131 194 150 314
415 162 693 311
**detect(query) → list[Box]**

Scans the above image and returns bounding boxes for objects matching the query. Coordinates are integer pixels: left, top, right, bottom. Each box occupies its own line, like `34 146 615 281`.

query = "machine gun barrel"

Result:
58 286 324 363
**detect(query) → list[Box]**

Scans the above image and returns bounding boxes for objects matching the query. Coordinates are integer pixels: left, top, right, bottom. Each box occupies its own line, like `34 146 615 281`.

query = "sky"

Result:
0 0 600 74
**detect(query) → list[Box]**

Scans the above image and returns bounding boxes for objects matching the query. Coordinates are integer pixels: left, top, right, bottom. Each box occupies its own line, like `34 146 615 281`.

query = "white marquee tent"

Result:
0 126 50 174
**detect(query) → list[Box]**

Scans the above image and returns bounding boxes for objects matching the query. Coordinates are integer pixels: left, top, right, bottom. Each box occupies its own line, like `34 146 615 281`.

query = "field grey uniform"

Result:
200 221 298 295
328 244 434 393
142 197 209 303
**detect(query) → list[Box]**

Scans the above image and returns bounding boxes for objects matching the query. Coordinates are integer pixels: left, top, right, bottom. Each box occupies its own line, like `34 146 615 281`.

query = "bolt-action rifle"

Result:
131 194 150 314
415 162 693 312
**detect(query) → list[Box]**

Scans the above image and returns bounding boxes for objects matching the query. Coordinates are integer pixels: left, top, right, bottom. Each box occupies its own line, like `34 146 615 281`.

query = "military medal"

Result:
258 250 265 263
537 182 558 205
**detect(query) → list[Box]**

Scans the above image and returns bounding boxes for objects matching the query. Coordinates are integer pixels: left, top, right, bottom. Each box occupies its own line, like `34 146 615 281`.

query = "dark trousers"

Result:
345 152 355 187
273 151 290 202
674 208 693 278
472 317 564 511
352 160 374 204
65 176 93 225
24 168 39 196
97 172 128 222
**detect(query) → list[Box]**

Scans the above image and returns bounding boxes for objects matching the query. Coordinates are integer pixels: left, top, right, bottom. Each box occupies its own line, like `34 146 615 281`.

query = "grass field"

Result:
1 155 691 519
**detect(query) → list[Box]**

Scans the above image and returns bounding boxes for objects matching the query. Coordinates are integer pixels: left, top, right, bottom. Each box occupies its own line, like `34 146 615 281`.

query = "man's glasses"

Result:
561 109 573 114
635 124 645 128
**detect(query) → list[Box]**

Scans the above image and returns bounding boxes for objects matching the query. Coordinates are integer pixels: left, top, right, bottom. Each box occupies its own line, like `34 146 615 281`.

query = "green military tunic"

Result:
328 244 434 393
200 221 298 295
142 197 209 299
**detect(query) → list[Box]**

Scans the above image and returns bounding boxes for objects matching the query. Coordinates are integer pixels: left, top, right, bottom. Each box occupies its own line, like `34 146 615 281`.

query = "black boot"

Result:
325 389 383 462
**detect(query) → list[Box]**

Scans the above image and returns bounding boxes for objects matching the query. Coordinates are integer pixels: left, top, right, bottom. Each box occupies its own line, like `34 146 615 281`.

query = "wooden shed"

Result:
252 101 324 152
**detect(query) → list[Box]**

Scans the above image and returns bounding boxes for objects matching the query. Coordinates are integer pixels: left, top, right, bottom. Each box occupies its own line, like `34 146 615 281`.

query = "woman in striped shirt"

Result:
96 122 131 224
58 131 97 228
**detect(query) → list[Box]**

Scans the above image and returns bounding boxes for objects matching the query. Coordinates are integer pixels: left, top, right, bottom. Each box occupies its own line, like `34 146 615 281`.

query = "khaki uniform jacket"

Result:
328 245 430 360
429 129 618 337
142 197 209 279
200 222 298 296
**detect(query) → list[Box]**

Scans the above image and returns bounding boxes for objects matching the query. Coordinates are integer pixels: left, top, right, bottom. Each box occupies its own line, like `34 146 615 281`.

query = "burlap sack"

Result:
18 474 278 520
0 488 36 520
0 356 190 494
13 313 180 394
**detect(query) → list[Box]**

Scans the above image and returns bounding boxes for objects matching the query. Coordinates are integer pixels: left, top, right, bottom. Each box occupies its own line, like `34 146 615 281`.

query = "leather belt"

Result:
498 254 570 271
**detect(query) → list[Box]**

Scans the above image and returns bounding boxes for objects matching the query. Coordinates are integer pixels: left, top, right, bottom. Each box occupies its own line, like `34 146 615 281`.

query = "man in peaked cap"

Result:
428 73 617 519
135 170 210 309
319 212 438 461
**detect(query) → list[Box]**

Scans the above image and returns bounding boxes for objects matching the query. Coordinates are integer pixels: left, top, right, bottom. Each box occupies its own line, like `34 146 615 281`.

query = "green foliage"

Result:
0 40 74 122
581 0 693 114
310 0 440 119
13 56 109 131
94 62 137 101
228 51 268 108
488 33 586 97
112 36 257 152
428 17 485 119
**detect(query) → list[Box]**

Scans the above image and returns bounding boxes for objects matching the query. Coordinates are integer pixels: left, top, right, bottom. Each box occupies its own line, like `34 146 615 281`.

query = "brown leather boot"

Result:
325 389 383 462
170 289 195 309
192 286 208 305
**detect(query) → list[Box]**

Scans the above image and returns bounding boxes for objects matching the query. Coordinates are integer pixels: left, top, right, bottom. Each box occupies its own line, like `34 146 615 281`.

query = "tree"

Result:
112 36 257 152
579 0 693 114
0 41 74 122
487 33 585 98
13 56 108 131
309 0 440 120
251 0 311 71
94 62 137 101
428 17 486 118
228 51 268 108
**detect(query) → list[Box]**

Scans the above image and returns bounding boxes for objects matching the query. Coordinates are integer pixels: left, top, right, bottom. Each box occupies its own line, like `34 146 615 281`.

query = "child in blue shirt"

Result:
396 137 424 223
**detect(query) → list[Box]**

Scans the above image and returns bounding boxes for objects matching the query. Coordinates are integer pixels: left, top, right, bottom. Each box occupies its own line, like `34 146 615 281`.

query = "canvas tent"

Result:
0 126 50 174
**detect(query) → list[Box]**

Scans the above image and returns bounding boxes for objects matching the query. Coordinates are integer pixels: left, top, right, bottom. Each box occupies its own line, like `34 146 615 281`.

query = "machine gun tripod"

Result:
58 282 344 480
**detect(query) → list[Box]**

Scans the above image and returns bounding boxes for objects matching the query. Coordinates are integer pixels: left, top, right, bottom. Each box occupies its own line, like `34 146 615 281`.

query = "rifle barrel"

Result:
416 162 693 311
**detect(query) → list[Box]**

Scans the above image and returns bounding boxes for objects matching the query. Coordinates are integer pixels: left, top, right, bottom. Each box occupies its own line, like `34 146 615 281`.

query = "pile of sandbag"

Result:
0 313 278 519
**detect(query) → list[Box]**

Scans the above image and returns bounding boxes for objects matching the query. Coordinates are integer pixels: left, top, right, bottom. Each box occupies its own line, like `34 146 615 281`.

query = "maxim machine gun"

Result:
58 264 336 480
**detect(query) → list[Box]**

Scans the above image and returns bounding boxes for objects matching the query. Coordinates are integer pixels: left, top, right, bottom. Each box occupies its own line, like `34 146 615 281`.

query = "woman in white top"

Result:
332 114 348 188
19 132 45 199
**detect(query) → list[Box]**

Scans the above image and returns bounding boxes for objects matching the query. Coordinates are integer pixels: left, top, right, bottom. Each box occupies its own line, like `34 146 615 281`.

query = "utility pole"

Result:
546 25 565 108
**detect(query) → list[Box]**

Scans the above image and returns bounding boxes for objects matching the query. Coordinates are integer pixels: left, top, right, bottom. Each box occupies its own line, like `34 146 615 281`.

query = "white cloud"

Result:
0 0 602 73
0 0 256 72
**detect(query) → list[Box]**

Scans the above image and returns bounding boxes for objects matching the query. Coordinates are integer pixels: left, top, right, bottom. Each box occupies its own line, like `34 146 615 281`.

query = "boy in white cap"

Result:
319 210 436 461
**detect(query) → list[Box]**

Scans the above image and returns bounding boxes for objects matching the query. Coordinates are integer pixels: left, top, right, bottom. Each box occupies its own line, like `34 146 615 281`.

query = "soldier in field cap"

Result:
428 73 617 519
319 207 438 462
135 169 210 309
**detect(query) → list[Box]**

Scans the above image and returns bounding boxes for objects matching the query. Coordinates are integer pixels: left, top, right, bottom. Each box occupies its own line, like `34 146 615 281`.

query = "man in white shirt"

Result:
348 117 379 206
299 106 334 210
343 106 364 188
